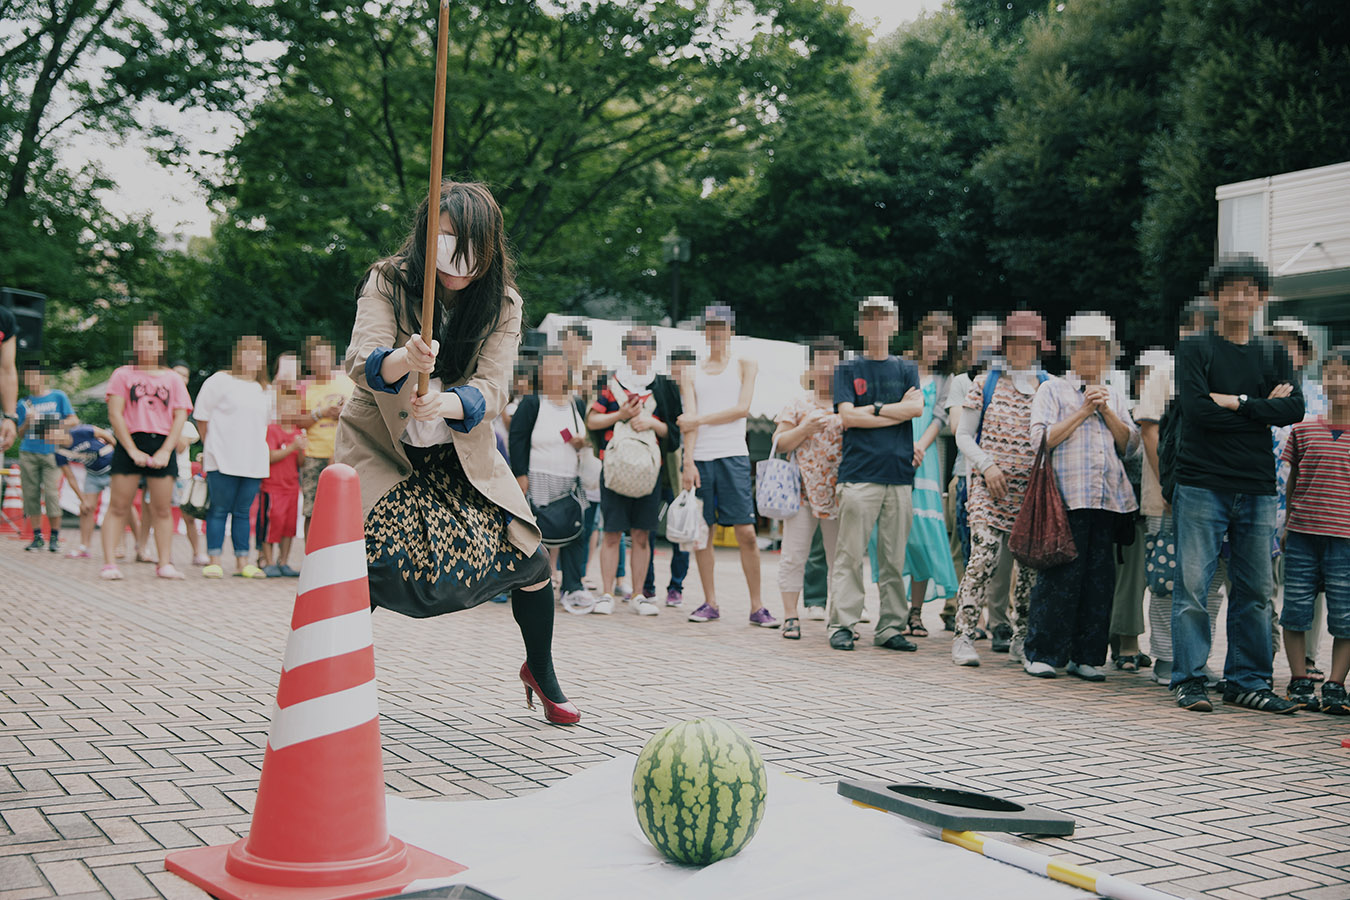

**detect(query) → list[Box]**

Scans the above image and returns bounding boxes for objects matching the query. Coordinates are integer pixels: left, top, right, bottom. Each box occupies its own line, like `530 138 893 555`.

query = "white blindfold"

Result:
436 234 477 278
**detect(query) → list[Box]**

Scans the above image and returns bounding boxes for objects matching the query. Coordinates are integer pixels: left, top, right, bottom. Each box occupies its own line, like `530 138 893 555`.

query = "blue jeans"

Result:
205 472 262 558
1281 530 1350 639
1172 485 1277 692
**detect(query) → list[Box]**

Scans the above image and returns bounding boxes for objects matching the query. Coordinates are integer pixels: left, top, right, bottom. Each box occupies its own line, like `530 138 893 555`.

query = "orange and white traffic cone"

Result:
165 463 467 900
2 467 29 540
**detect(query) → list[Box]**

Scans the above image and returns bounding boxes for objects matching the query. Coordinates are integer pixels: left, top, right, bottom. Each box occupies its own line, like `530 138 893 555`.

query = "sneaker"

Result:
262 564 284 578
24 535 44 551
1008 634 1025 664
687 602 720 622
991 623 1013 654
1174 678 1212 712
1320 681 1349 715
665 588 683 607
48 536 61 554
278 565 301 577
560 590 595 615
99 564 124 581
1153 659 1174 686
614 581 632 600
951 634 981 667
805 606 826 621
592 594 615 616
192 554 211 567
1286 677 1321 712
65 547 91 559
1024 660 1057 678
202 564 224 579
1222 685 1299 714
748 608 779 628
236 564 267 579
630 594 660 617
881 634 917 652
829 629 855 651
1067 662 1106 682
156 564 186 580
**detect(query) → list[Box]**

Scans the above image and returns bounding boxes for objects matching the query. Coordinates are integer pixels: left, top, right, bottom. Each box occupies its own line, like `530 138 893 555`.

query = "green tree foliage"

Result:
976 0 1169 351
1139 0 1350 322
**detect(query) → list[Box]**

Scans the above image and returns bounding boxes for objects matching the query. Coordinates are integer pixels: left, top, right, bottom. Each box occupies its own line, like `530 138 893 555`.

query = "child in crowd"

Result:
15 361 75 553
1280 346 1350 714
258 388 306 577
51 422 116 559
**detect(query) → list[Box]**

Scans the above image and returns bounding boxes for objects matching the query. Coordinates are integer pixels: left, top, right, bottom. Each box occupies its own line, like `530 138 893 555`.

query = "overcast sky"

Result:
76 0 933 239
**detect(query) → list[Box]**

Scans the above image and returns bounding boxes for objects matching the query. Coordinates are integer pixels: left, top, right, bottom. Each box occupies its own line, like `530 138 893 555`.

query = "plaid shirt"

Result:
1029 376 1140 513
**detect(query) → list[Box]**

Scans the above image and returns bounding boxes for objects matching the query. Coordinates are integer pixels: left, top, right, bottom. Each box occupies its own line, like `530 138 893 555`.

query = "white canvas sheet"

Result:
388 756 1084 900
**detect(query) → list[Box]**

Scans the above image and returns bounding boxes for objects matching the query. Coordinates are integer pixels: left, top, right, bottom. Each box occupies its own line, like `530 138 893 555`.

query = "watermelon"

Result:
631 717 768 865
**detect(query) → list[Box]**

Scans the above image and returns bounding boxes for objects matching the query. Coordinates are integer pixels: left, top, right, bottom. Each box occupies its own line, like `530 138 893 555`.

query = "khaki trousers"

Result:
829 482 912 644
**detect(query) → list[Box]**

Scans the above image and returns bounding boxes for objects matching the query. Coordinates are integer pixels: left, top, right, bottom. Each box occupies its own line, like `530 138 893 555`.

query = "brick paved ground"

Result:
1 532 1348 900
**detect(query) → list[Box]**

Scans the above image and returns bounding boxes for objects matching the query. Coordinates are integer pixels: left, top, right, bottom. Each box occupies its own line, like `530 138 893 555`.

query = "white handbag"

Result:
754 435 801 520
665 489 705 545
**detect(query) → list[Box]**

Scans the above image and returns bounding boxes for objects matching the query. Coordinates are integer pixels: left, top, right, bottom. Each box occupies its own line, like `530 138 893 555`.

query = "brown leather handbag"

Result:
1009 436 1078 570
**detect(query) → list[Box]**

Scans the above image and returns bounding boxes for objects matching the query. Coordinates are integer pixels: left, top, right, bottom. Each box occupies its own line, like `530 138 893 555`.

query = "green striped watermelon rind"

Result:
631 717 768 866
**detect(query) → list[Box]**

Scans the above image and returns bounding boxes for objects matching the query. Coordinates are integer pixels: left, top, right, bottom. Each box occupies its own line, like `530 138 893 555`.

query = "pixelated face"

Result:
512 372 532 396
1214 278 1264 324
1323 362 1350 407
308 340 335 374
859 309 898 344
971 322 1001 354
669 357 693 380
1068 338 1109 378
625 331 656 371
1274 333 1307 370
22 367 45 392
920 328 947 365
560 330 589 360
277 391 302 422
703 320 732 350
539 354 569 393
812 349 841 385
274 354 298 385
1003 336 1039 369
234 337 266 379
133 322 164 366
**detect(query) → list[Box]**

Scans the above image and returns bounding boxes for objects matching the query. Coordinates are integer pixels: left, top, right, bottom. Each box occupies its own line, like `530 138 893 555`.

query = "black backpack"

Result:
1158 403 1182 505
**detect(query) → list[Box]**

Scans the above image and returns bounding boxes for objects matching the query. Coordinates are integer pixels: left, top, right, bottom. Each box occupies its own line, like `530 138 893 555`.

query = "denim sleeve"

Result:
364 346 408 395
446 385 486 433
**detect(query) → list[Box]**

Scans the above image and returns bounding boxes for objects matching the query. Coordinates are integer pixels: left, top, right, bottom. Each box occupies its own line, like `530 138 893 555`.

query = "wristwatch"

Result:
872 401 884 417
1237 393 1249 411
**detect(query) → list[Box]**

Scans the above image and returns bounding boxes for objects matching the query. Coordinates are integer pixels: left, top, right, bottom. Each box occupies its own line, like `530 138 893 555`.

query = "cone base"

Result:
166 841 467 900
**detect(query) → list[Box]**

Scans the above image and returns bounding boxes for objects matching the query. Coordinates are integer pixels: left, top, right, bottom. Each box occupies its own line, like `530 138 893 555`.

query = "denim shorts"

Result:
1280 529 1350 639
83 469 111 496
695 456 755 526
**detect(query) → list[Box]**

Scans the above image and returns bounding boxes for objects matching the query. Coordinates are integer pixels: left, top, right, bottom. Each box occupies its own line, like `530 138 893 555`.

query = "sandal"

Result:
782 618 801 640
1114 653 1154 672
905 611 929 638
1306 663 1325 683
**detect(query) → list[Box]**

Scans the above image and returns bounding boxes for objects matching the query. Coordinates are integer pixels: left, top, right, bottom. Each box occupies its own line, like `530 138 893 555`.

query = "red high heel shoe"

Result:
519 662 581 725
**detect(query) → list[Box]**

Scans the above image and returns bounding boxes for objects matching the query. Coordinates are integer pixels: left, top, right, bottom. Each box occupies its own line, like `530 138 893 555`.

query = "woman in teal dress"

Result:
902 313 960 636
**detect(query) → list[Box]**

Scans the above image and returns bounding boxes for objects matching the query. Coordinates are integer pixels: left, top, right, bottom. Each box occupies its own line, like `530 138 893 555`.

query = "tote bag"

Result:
530 402 588 547
1008 436 1078 570
1145 514 1178 597
754 435 801 520
665 489 704 545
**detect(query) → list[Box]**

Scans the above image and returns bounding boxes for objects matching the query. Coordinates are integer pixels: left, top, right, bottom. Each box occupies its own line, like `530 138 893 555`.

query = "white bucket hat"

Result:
1062 311 1119 359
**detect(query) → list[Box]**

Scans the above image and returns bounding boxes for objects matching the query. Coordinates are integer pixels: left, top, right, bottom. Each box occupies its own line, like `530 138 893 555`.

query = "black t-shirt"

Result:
0 306 15 346
833 355 919 486
1174 332 1304 495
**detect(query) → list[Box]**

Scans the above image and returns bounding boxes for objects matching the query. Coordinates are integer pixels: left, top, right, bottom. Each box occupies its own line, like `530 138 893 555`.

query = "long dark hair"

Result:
362 181 516 383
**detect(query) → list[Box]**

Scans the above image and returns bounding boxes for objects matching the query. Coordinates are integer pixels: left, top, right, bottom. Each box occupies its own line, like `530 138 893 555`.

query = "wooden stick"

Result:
418 0 451 398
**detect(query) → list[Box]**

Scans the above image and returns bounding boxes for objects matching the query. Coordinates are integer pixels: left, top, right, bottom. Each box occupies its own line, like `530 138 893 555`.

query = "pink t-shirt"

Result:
107 365 193 435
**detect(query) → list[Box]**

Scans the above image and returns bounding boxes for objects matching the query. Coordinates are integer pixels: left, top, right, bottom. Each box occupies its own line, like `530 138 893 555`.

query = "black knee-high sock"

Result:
512 583 567 704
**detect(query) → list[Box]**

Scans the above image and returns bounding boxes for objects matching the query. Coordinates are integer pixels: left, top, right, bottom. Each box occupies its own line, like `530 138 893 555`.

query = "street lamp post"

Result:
661 231 691 325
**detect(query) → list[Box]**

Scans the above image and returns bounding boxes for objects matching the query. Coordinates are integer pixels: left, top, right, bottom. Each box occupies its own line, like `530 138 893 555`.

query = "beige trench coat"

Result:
333 265 541 557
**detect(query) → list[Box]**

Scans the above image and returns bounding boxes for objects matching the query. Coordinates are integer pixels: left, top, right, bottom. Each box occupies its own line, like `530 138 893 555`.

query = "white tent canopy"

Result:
535 314 810 420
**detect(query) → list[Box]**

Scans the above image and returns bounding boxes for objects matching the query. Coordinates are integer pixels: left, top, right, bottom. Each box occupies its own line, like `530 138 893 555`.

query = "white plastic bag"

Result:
665 489 704 545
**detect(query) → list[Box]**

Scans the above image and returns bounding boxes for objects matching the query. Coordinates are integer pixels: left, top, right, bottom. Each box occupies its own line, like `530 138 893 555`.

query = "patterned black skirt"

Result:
365 443 550 618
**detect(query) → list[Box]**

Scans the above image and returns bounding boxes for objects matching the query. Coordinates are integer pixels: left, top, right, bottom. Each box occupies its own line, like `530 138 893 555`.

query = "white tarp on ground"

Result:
535 315 810 421
388 755 1083 900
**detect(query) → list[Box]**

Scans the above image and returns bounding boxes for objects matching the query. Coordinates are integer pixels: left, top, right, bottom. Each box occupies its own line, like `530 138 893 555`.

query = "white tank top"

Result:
692 360 748 461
